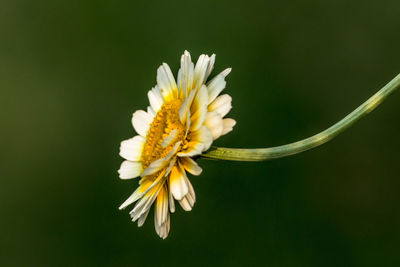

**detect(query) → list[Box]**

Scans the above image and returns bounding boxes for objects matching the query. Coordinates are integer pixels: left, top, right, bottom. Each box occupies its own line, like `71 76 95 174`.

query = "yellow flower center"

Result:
142 99 185 169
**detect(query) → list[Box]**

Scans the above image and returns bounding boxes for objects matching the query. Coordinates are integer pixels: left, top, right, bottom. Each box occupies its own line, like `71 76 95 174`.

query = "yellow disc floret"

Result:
142 99 185 169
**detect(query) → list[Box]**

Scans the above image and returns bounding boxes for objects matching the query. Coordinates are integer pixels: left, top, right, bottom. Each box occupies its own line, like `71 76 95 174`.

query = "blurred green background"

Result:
1 0 399 266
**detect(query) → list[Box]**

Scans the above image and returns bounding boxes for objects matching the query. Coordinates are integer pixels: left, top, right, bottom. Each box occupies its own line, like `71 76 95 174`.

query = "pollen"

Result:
142 99 185 169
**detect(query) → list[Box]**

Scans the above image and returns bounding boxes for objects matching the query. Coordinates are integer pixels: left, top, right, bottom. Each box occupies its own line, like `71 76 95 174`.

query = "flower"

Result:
118 50 236 239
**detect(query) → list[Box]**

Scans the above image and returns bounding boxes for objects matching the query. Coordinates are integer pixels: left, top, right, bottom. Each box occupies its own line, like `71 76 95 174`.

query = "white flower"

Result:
118 50 236 239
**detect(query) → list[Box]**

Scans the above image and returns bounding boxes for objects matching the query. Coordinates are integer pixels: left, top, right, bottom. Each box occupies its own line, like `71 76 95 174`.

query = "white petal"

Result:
177 142 203 157
179 178 195 211
148 87 164 113
130 179 164 221
186 177 196 203
179 96 190 124
147 106 156 118
221 118 236 135
205 54 216 79
119 186 148 211
132 110 153 137
220 68 232 77
119 188 143 210
179 196 192 211
178 50 194 97
157 63 178 101
179 157 202 176
168 188 175 213
193 54 211 88
169 164 189 200
119 136 145 161
130 191 158 222
140 158 168 177
208 94 232 118
172 165 196 210
177 69 183 97
179 175 196 211
192 125 213 151
206 68 231 104
190 85 208 131
204 111 223 140
118 160 142 179
179 89 196 124
184 107 191 135
137 208 150 227
155 213 170 239
178 125 212 157
161 129 178 148
119 171 165 210
155 186 168 226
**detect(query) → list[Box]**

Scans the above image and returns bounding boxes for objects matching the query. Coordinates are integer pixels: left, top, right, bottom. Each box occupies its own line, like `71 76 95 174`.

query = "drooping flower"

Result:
118 50 236 239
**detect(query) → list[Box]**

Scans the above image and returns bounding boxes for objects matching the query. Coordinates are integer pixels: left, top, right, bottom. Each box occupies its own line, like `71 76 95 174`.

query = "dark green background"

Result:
1 0 399 266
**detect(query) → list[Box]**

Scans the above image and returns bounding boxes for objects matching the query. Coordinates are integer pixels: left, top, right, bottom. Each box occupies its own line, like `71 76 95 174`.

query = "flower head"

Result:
118 50 236 239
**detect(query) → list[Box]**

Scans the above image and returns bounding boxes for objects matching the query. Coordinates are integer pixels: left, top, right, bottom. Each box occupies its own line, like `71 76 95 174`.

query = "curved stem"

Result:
201 73 400 162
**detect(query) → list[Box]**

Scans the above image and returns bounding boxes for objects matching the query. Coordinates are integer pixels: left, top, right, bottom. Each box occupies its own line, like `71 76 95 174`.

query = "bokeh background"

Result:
1 0 399 266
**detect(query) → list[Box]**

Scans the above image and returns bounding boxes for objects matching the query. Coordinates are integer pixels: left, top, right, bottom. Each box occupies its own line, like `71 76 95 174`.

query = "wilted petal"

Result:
208 94 232 118
204 111 223 140
221 118 236 136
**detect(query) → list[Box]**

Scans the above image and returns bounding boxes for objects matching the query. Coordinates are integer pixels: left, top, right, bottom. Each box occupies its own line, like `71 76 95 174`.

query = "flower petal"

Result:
208 94 232 118
178 125 212 157
168 188 175 213
206 68 231 104
147 106 156 117
118 160 142 179
179 89 196 124
119 175 159 210
155 212 170 239
177 50 194 98
221 118 236 136
132 110 153 137
130 178 165 221
161 129 178 148
190 85 208 131
179 197 192 211
187 177 196 203
148 87 164 113
177 142 203 157
141 158 168 177
137 208 150 227
204 111 223 140
155 185 169 227
191 125 213 151
119 136 145 161
157 63 178 101
205 54 216 79
178 177 196 211
169 164 189 200
193 54 213 89
179 157 202 176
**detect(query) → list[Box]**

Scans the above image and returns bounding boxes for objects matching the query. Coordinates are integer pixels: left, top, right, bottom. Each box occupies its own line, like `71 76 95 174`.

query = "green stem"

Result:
201 73 400 162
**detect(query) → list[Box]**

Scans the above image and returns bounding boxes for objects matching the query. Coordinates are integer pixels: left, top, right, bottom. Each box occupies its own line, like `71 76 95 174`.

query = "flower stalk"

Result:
201 73 400 162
